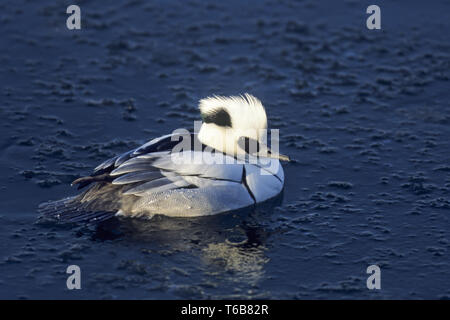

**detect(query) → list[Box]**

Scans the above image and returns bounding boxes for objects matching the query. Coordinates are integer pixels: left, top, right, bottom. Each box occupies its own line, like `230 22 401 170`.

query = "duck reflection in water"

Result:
87 194 283 288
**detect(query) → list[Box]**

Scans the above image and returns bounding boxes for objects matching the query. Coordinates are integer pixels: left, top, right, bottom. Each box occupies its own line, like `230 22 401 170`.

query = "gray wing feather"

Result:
123 177 189 196
94 156 118 173
110 163 158 176
132 134 173 155
152 151 243 181
114 149 136 167
112 171 163 185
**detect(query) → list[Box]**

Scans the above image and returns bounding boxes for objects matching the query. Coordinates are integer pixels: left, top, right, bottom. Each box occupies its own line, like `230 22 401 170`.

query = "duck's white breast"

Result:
244 159 284 203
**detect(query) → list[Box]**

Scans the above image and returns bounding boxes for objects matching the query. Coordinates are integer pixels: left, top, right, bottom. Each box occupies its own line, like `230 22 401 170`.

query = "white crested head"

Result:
197 93 289 161
199 93 267 134
198 93 271 158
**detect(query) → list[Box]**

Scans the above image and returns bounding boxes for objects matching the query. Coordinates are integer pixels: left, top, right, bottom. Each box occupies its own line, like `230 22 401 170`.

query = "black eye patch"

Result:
201 108 232 127
238 136 260 154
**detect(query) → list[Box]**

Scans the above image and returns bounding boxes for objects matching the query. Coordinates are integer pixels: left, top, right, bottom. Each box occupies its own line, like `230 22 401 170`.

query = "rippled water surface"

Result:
0 0 449 299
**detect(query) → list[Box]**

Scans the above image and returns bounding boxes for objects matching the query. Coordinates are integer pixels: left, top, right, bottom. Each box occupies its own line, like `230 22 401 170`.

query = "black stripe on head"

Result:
201 108 232 127
238 136 261 155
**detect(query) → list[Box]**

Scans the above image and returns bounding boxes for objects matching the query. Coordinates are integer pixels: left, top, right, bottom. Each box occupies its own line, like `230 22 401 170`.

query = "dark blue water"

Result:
0 0 449 299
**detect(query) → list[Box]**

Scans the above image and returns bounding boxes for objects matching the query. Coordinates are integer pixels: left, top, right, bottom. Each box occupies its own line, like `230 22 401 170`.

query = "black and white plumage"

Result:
39 94 289 222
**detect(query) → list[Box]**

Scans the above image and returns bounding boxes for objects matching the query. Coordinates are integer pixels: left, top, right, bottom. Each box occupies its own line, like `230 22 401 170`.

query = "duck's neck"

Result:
198 123 237 156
